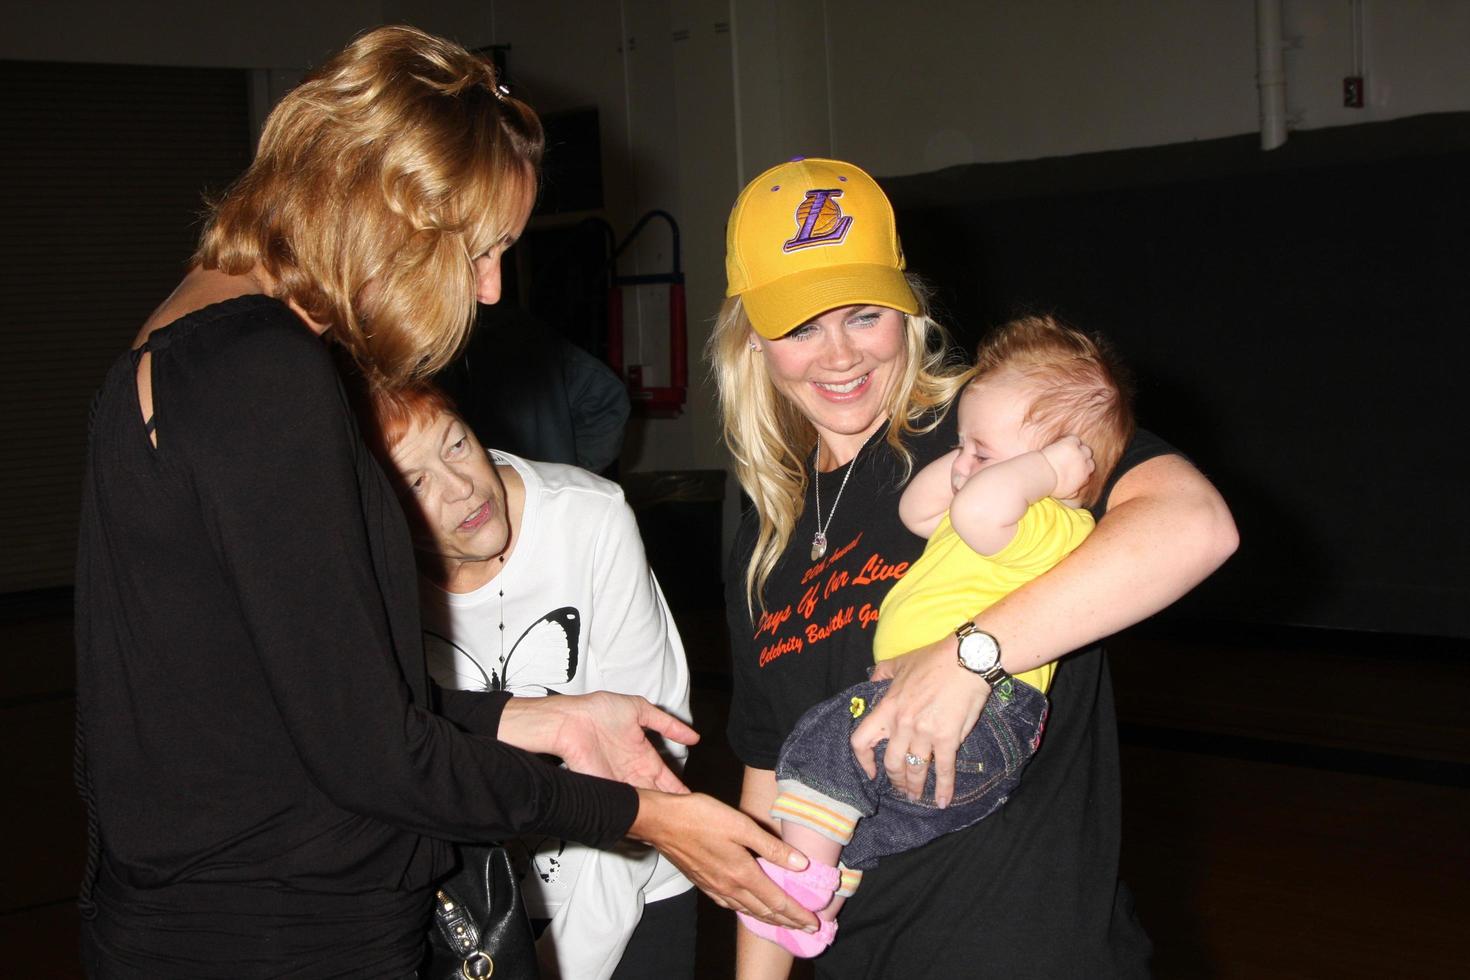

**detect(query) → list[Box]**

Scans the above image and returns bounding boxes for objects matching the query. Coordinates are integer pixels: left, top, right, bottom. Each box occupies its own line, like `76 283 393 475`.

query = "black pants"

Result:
532 888 697 980
612 889 698 980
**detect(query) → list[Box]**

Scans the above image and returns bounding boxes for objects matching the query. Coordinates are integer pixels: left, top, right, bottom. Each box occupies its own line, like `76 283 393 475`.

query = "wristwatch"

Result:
955 622 1010 688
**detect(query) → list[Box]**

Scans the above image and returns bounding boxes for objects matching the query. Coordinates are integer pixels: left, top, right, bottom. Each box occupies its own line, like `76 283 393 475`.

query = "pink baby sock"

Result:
738 911 838 958
735 857 842 957
755 856 839 910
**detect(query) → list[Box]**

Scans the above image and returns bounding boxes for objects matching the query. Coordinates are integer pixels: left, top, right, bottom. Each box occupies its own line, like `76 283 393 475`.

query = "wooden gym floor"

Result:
3 593 1466 978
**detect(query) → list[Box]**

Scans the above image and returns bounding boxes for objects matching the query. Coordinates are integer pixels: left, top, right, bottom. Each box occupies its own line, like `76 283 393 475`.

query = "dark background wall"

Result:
2 41 1465 643
888 113 1470 639
0 60 252 594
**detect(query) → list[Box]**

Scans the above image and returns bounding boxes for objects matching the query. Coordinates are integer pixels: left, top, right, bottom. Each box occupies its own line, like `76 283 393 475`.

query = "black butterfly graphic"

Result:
425 606 581 694
504 835 567 886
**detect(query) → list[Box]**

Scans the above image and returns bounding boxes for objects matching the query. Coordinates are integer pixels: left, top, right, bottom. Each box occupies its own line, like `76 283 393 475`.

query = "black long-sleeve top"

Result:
74 295 636 975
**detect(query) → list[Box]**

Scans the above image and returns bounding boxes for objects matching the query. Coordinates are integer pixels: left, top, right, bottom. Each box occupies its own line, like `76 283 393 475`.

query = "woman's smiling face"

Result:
758 304 907 463
388 410 511 567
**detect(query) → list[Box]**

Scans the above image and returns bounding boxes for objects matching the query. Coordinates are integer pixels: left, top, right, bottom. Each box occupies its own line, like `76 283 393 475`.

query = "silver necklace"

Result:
495 554 507 684
811 434 860 561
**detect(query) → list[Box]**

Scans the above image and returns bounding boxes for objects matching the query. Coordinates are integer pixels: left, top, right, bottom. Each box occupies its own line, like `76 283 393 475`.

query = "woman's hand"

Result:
852 638 990 807
498 691 697 793
631 789 818 932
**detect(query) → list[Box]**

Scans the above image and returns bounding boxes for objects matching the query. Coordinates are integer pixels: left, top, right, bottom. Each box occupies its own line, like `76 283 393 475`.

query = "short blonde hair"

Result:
972 315 1135 507
196 25 543 388
709 278 969 611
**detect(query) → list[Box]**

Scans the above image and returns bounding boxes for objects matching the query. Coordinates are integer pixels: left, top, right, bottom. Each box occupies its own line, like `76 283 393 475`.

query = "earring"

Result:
748 340 761 352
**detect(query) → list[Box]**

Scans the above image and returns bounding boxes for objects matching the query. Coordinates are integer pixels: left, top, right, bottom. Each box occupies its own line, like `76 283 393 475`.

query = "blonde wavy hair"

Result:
709 278 969 612
195 25 543 389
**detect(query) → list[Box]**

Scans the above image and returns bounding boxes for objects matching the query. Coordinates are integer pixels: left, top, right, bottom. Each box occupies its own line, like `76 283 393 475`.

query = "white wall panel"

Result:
7 0 1468 501
667 1 742 471
824 1 1258 175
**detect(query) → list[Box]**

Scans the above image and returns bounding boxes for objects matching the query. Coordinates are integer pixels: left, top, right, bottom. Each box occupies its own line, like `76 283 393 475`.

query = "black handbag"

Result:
424 844 540 980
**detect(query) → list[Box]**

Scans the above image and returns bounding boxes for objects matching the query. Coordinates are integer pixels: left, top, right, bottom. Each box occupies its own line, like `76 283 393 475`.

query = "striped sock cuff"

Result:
770 790 859 845
836 865 863 897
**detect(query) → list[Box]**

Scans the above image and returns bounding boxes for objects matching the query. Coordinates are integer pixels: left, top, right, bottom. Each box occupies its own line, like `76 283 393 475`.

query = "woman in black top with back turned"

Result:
74 25 812 978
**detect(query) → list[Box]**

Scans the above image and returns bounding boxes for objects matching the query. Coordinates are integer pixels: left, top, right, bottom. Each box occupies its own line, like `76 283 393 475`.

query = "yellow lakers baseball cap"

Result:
725 157 918 340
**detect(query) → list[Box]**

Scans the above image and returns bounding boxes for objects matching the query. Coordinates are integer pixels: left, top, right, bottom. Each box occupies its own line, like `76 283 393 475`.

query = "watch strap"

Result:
978 662 1010 688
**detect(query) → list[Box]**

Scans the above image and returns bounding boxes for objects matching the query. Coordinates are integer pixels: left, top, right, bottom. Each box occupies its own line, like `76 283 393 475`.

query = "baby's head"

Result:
953 315 1134 507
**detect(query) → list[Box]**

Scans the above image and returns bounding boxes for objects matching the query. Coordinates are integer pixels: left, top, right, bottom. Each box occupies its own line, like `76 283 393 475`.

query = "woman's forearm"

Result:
976 452 1238 674
738 765 781 829
736 766 795 980
857 453 1237 804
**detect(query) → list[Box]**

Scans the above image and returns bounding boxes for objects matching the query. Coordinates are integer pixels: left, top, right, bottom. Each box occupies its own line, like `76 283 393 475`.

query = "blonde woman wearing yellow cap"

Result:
711 157 1238 977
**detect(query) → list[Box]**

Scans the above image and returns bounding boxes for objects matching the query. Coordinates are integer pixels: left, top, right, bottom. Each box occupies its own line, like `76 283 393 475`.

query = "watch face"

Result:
958 631 1000 673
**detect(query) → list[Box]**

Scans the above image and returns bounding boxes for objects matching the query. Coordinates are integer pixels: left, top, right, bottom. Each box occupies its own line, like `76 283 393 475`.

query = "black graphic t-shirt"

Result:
726 413 1172 977
726 411 960 770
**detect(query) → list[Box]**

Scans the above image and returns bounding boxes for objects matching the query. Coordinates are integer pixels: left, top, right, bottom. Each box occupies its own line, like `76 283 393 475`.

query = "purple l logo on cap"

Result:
783 189 853 252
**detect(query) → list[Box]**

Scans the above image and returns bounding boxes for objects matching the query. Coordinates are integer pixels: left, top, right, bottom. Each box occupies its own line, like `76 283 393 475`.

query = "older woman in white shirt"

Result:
365 383 697 980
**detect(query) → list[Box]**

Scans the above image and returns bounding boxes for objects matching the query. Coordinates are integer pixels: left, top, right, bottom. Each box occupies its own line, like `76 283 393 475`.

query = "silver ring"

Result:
904 752 926 767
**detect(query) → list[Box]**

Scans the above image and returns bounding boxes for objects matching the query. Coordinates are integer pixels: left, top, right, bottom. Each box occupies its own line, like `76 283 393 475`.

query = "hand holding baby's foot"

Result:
739 911 838 957
755 856 838 910
735 856 842 957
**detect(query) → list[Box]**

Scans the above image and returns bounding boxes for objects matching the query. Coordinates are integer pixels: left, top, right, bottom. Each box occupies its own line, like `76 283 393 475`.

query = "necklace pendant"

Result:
810 531 828 561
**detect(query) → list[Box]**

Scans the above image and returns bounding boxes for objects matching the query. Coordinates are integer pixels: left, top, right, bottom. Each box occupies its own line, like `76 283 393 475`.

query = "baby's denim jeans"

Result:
773 676 1048 870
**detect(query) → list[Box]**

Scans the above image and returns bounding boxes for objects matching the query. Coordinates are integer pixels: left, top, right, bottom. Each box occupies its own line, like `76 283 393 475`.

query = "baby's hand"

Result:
1040 436 1095 501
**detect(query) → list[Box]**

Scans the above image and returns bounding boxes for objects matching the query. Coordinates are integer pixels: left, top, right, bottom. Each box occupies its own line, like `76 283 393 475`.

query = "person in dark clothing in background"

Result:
443 302 631 474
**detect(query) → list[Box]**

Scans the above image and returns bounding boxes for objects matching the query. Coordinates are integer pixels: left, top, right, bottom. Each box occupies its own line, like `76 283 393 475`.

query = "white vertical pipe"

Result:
1351 0 1365 75
1256 0 1288 151
729 0 746 185
618 0 645 365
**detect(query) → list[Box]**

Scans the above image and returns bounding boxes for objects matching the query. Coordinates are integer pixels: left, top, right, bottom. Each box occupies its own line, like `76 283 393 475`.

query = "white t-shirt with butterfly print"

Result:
420 450 693 980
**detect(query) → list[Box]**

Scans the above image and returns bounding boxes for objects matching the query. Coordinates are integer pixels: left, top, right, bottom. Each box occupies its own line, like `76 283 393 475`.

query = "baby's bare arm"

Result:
898 449 961 538
950 437 1093 555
